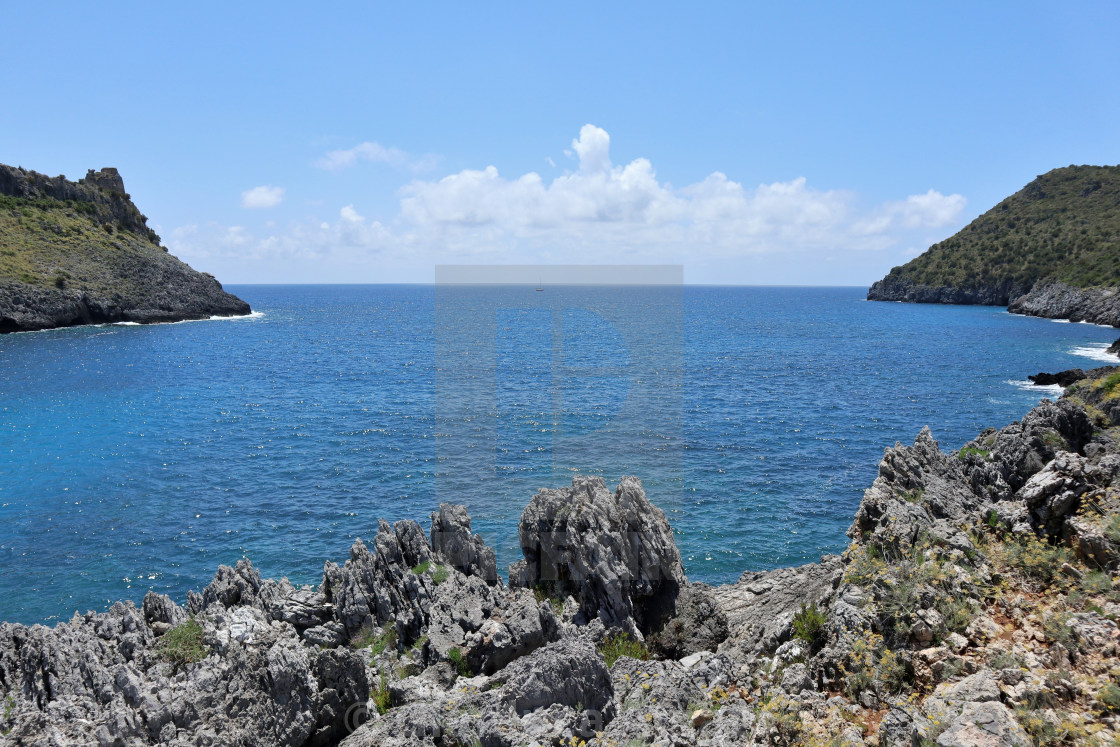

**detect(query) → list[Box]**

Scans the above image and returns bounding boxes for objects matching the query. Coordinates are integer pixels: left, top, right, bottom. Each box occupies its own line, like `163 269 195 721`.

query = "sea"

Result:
1 285 1117 626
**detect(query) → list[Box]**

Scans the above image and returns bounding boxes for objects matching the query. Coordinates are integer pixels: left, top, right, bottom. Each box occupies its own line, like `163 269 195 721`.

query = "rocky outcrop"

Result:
0 600 368 747
712 559 842 656
429 502 498 584
0 164 250 333
512 475 686 635
1029 368 1088 387
1009 281 1120 327
1 165 156 240
867 274 1120 329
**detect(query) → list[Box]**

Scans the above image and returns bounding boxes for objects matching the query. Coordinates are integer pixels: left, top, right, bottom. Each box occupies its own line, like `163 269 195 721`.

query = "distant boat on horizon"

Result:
535 278 544 291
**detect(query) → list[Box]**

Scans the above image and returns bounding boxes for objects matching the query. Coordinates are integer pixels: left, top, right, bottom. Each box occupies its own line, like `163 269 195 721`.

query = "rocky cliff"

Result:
0 164 249 332
4 371 1120 745
868 165 1120 329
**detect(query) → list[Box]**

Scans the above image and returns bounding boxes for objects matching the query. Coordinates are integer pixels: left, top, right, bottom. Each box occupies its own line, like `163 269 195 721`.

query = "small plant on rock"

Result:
987 649 1025 670
1104 513 1120 545
598 633 650 667
158 616 208 669
1002 535 1072 585
1042 612 1073 646
1081 570 1112 594
431 565 450 585
1098 682 1120 713
372 671 392 715
448 646 472 677
792 602 827 654
411 560 431 575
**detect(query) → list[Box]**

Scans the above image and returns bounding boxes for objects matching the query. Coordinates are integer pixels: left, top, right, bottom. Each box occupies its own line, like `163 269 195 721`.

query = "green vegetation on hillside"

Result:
0 192 166 296
880 165 1120 290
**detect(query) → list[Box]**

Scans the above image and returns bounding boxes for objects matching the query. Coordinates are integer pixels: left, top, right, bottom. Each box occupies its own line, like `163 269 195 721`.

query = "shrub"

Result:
1101 371 1120 398
1099 682 1120 713
158 616 208 668
792 602 827 653
532 582 565 614
598 633 650 667
411 560 430 575
1042 431 1067 451
1082 571 1112 594
987 650 1025 670
352 624 398 657
372 671 392 715
760 693 803 743
431 565 450 585
1003 535 1071 585
1104 513 1120 545
845 544 887 586
1042 613 1073 646
899 488 925 503
448 646 472 678
843 632 910 696
958 446 990 461
938 597 978 634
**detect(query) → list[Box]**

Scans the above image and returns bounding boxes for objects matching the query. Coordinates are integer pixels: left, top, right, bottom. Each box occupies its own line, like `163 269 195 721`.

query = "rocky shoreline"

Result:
0 165 250 333
3 369 1120 745
868 277 1120 330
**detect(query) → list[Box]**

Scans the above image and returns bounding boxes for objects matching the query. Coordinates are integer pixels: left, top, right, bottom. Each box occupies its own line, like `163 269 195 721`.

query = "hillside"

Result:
0 164 249 332
868 165 1120 322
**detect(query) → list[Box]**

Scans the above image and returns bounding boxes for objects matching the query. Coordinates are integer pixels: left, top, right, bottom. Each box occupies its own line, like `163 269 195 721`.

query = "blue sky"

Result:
3 2 1118 284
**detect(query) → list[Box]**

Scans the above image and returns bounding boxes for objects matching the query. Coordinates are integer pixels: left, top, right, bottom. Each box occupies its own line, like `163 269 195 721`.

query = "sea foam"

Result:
1005 379 1064 397
1071 343 1118 363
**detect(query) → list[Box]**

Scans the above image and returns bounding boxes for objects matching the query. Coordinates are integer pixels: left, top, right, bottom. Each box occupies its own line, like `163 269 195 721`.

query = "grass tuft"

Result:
158 616 208 668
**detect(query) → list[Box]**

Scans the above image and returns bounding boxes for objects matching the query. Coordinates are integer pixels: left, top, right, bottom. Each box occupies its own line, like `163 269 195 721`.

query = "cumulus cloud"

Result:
240 185 285 209
396 124 864 256
174 125 969 281
315 141 440 172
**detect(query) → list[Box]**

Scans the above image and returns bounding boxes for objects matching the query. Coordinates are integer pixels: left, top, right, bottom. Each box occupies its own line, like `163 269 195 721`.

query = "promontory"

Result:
0 164 249 333
868 164 1120 327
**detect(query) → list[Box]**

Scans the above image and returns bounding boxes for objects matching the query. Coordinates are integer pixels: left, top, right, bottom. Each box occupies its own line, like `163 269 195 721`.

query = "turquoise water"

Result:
0 285 1116 625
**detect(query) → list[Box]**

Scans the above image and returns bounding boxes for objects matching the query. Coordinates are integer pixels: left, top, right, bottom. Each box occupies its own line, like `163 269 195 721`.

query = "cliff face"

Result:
1008 281 1120 327
3 370 1120 745
868 165 1120 326
0 164 249 333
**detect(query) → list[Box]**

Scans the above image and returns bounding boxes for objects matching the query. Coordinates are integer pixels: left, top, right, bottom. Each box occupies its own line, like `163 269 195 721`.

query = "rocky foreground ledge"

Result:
5 373 1120 745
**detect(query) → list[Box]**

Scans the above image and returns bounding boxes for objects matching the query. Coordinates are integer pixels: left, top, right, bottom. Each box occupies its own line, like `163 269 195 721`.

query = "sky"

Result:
2 2 1118 285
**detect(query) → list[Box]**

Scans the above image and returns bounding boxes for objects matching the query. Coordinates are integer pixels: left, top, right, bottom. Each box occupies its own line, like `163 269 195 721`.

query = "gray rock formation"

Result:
648 582 729 658
1008 281 1120 327
0 601 367 747
712 558 842 657
512 475 686 635
866 276 1030 306
430 502 498 583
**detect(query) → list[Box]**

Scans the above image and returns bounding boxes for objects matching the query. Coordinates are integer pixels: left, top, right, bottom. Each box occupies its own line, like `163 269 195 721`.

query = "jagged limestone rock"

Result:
514 475 686 635
430 502 498 584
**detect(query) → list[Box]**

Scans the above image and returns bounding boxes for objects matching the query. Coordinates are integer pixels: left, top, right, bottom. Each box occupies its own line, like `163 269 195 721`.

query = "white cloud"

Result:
339 204 364 222
240 185 285 209
174 125 970 282
854 189 966 235
315 141 439 172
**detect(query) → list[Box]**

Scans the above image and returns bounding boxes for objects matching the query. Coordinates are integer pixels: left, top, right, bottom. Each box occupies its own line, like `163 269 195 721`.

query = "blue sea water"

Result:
0 285 1117 625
